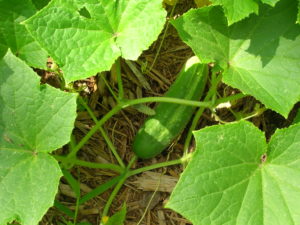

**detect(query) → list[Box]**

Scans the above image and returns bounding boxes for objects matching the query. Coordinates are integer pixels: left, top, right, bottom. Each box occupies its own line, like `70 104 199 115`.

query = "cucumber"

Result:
132 57 208 159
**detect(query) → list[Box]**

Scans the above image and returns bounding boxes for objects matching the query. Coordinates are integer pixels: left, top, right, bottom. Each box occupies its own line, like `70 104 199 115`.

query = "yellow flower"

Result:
101 216 110 224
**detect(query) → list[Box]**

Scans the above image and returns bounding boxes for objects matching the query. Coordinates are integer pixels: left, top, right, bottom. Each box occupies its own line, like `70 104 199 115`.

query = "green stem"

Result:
78 97 125 168
147 0 178 73
183 107 206 155
69 105 123 158
183 93 216 155
127 155 137 168
116 58 124 100
74 198 80 225
101 173 127 221
54 200 75 218
99 128 125 167
128 154 191 177
210 71 218 105
215 93 247 105
99 73 119 102
183 72 222 156
121 97 212 108
242 107 266 120
55 70 66 91
54 155 123 173
100 156 136 222
71 97 212 158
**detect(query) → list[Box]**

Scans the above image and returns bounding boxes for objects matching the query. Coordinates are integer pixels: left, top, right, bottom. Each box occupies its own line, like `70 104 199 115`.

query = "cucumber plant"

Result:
133 57 208 159
0 0 300 224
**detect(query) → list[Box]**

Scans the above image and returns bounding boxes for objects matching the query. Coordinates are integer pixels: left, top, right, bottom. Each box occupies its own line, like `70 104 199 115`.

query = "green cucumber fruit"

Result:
132 57 208 159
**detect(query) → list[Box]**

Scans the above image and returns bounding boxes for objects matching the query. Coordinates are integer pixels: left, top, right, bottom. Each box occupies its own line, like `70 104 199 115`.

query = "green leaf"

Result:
210 0 280 25
31 0 50 10
24 0 166 83
0 0 48 68
0 51 77 225
105 203 127 225
172 0 300 117
167 120 300 225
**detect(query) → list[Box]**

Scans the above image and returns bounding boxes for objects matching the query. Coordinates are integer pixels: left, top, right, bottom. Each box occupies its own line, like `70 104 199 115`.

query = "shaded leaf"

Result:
0 0 48 68
31 0 50 10
172 0 300 117
210 0 280 24
298 0 300 23
292 109 300 124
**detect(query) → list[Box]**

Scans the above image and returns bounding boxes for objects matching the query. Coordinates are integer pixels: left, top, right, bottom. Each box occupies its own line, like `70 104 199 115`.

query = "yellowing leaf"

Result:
194 0 211 7
164 0 177 6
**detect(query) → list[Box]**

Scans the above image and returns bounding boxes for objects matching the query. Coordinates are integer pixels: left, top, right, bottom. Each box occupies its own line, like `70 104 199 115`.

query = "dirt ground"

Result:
39 1 298 225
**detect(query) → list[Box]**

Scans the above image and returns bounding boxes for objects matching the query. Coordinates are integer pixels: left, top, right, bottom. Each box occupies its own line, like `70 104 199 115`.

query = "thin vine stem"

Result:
78 96 125 168
100 156 137 223
215 93 247 105
68 105 122 158
101 173 127 221
73 196 80 225
121 97 212 108
99 72 119 102
147 0 178 73
116 58 124 99
183 72 222 156
70 97 212 158
128 154 191 177
54 155 123 173
183 76 247 156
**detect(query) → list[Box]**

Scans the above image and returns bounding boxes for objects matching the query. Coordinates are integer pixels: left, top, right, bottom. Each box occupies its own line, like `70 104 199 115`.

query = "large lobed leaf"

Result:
0 51 77 225
24 0 166 83
172 0 300 117
167 120 300 225
0 0 48 68
210 0 280 25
